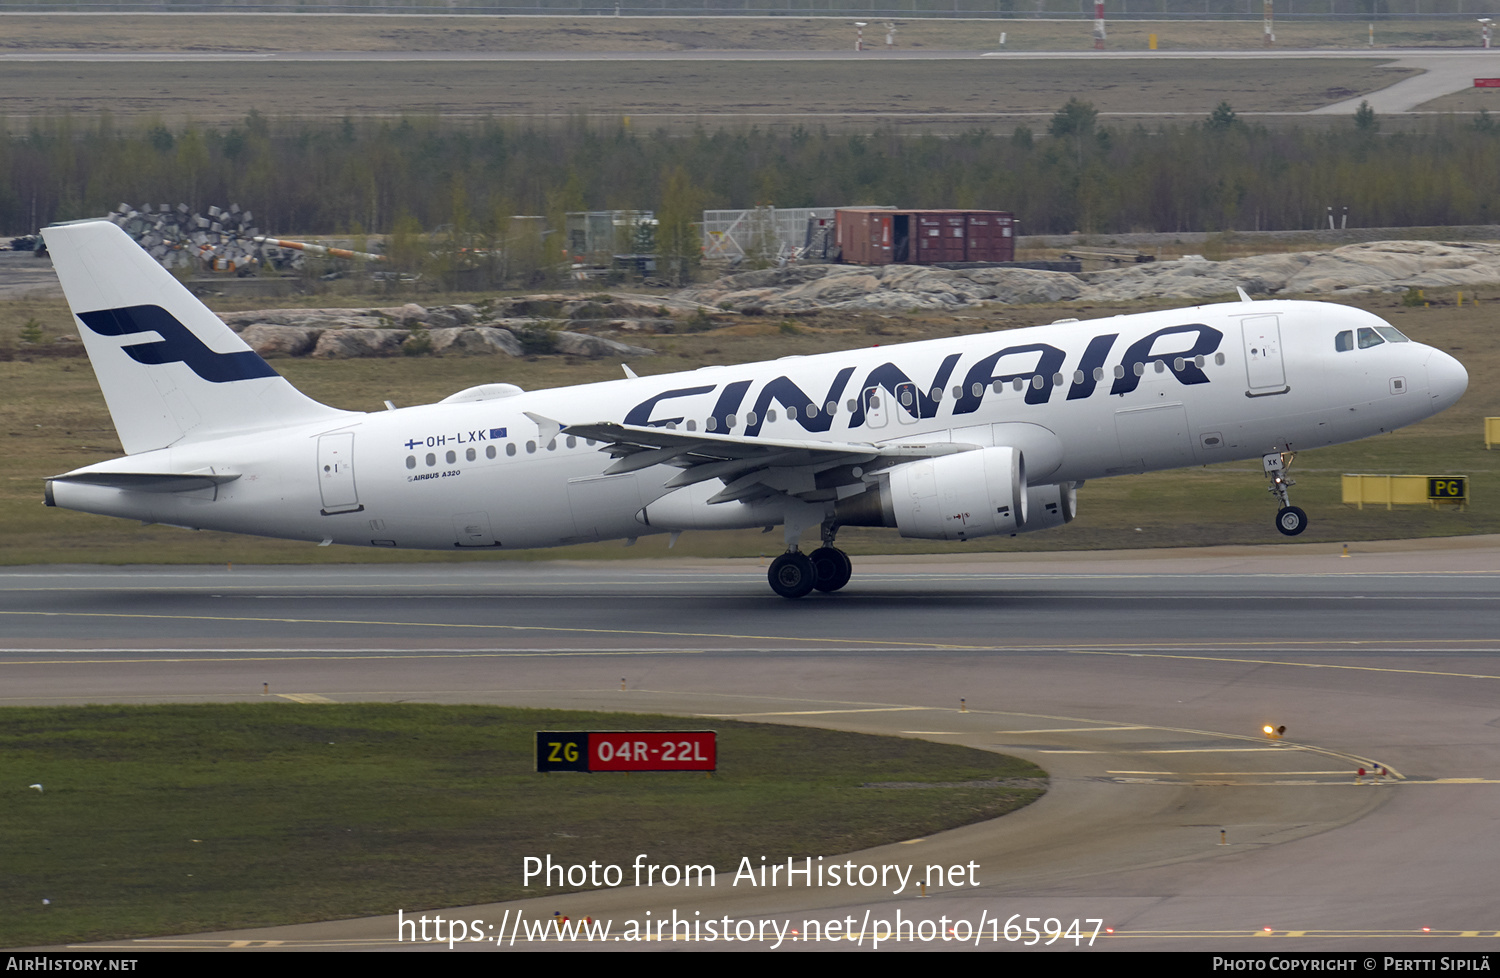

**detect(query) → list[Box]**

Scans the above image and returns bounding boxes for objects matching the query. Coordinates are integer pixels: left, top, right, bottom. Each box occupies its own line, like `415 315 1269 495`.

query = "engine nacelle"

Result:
1017 482 1078 534
866 446 1027 541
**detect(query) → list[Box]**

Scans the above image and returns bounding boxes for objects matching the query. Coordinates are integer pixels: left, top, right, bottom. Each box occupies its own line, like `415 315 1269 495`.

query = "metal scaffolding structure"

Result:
565 210 656 260
701 206 852 263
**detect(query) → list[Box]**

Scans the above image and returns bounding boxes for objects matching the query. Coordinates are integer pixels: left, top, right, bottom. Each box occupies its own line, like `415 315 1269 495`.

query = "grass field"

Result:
0 13 1462 132
0 14 1487 54
0 58 1416 129
2 289 1495 565
0 703 1044 947
1418 88 1500 113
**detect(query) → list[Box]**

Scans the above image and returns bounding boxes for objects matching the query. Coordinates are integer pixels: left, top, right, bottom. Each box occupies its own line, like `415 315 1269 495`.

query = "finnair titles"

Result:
41 221 1467 598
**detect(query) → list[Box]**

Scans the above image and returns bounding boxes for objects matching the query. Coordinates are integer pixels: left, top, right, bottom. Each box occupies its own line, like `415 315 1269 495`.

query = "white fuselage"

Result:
50 299 1466 552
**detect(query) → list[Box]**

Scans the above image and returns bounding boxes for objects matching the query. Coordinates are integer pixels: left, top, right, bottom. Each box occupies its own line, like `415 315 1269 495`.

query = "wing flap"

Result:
566 421 971 463
565 420 983 503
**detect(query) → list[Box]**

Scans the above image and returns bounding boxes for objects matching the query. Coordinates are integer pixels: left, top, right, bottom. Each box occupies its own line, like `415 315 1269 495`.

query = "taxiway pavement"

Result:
6 540 1500 952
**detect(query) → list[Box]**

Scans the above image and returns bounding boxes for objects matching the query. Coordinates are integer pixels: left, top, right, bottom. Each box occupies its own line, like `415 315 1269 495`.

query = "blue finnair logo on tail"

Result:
78 305 278 383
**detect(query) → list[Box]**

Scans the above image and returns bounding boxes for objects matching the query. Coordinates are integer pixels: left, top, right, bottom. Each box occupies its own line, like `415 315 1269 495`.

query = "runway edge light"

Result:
1262 724 1286 740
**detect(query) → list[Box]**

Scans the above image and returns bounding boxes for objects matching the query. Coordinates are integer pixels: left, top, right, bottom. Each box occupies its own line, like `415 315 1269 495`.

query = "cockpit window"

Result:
1374 326 1410 343
1335 330 1354 352
1357 327 1386 349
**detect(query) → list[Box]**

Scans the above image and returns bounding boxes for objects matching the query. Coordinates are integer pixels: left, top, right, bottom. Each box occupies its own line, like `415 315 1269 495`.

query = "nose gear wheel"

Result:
1263 451 1309 537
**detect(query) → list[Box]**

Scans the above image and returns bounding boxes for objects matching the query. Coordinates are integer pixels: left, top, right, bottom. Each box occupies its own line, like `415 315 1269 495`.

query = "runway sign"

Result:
1475 78 1500 88
536 731 717 773
1342 473 1468 510
1428 476 1467 502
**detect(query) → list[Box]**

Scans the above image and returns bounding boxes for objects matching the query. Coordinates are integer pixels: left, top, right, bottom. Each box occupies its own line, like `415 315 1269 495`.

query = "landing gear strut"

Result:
809 519 853 593
767 520 852 598
1264 451 1308 537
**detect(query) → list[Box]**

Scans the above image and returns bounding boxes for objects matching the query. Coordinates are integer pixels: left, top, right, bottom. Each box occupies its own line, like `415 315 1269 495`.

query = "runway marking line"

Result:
1068 647 1500 683
7 568 1500 589
275 692 336 704
999 725 1149 733
1110 770 1363 775
6 608 1500 686
1040 747 1291 754
1138 747 1294 753
704 706 931 717
0 649 711 665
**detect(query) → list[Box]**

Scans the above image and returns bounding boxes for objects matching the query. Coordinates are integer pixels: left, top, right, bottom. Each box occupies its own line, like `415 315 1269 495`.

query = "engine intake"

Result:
837 446 1027 541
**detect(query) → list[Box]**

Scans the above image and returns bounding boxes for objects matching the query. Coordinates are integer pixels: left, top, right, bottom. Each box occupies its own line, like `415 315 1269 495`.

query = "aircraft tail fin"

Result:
42 220 349 455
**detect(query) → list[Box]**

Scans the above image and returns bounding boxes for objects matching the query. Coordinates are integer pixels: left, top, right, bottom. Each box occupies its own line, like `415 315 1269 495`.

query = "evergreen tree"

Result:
657 166 705 287
1206 102 1240 132
1048 98 1098 168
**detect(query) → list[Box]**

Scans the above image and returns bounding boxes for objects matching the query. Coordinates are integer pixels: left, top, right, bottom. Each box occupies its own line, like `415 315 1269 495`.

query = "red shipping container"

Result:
835 208 1014 265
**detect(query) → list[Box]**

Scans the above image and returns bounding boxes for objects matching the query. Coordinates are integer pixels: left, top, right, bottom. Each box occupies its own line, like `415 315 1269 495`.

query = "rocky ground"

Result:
221 295 663 360
11 239 1500 360
679 240 1500 314
232 238 1500 362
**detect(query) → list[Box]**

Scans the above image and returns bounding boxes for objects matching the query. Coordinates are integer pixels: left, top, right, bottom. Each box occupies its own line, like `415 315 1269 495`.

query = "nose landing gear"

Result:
1264 451 1308 536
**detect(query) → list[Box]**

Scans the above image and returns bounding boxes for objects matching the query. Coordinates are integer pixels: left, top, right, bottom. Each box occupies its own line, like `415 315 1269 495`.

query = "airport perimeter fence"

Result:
4 1 1499 20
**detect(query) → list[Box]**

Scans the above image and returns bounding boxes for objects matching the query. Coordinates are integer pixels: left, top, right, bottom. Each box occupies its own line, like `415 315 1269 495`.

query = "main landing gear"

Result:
1264 451 1308 537
768 521 852 599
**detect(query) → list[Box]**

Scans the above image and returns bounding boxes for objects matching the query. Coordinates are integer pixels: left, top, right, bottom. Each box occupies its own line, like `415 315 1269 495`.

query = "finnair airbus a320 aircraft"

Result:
42 220 1467 598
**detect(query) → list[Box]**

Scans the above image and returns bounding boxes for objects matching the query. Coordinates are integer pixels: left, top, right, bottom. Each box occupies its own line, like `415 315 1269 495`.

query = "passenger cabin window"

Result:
1335 330 1354 352
1357 327 1385 349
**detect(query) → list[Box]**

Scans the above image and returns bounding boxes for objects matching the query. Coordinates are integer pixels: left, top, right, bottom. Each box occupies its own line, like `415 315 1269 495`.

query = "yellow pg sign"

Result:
1428 477 1467 500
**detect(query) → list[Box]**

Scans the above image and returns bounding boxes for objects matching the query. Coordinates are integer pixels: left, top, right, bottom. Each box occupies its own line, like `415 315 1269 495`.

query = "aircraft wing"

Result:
561 420 975 504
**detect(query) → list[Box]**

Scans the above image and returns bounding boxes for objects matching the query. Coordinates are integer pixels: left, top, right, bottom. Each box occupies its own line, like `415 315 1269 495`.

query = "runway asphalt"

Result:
6 539 1500 953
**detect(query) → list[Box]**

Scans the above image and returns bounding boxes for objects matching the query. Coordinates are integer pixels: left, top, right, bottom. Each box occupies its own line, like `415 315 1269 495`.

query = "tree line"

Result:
5 106 1499 247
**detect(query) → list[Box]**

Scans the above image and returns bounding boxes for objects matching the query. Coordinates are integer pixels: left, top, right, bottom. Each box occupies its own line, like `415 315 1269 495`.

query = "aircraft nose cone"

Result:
1425 348 1468 410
